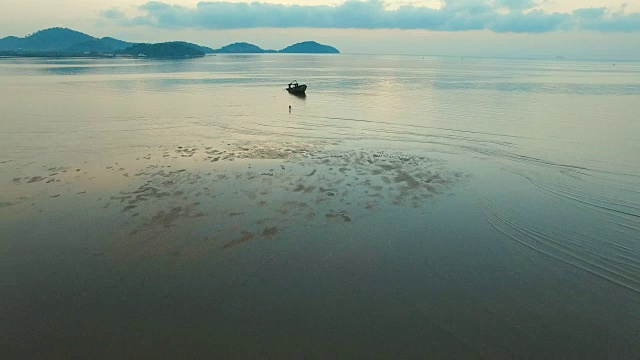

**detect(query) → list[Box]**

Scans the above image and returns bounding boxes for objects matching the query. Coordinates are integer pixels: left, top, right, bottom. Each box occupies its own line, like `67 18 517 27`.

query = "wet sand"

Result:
3 140 463 258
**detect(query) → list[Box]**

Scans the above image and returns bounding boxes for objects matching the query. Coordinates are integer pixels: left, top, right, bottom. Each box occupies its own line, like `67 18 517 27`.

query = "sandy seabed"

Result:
3 140 465 260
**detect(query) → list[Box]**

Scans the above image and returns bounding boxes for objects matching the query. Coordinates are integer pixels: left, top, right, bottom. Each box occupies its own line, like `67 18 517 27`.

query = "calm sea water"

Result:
2 55 640 358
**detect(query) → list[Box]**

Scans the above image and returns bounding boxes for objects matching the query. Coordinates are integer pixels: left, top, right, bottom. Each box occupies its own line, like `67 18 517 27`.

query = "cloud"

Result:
493 0 536 11
102 9 127 20
573 7 640 32
492 10 569 33
103 0 640 33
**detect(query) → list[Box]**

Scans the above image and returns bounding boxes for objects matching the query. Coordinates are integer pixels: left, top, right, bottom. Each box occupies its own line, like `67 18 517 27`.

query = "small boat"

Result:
286 80 307 95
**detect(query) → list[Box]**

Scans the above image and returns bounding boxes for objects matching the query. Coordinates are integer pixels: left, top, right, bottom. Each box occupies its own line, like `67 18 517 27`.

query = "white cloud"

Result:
101 0 640 33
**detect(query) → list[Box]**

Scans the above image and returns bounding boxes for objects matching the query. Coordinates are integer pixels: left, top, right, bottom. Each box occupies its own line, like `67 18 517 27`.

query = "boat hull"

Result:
286 84 307 94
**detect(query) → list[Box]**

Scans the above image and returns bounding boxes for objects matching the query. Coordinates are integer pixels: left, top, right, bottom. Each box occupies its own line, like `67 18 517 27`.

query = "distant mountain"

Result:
119 42 205 58
279 41 339 54
0 27 340 57
0 27 94 51
172 41 215 54
0 36 23 50
209 41 339 54
212 42 275 54
66 39 114 53
100 37 136 51
0 27 137 53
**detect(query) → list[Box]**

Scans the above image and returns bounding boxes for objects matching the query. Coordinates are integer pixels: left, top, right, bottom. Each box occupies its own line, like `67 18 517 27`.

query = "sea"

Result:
1 54 639 358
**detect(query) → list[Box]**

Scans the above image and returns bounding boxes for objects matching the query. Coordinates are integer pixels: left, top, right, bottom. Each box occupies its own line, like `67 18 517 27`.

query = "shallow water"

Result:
1 55 640 358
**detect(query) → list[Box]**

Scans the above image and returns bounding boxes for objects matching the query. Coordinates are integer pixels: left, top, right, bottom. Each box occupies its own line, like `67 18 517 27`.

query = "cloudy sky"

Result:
2 0 639 59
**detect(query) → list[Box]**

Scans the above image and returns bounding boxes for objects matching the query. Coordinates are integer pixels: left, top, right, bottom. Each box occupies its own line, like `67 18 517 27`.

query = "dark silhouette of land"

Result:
0 27 340 58
0 28 144 53
211 41 339 54
212 42 277 54
120 43 206 58
279 41 339 54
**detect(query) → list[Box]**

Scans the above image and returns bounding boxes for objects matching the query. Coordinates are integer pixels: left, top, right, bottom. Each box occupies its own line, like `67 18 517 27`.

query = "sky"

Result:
1 0 640 59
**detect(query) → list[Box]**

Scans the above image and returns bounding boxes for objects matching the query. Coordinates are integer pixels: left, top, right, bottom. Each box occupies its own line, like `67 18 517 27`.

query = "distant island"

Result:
0 28 135 53
0 27 340 58
120 43 206 58
212 42 277 54
279 42 340 54
210 41 339 54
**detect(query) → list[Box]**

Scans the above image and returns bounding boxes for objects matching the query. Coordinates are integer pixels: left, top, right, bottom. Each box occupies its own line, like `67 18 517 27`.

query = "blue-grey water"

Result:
1 55 639 358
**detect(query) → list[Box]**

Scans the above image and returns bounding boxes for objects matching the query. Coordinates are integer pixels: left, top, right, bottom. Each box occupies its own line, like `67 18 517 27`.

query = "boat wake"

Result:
477 165 640 295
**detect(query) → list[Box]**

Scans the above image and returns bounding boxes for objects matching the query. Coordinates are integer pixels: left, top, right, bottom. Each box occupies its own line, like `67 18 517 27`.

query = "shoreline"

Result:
0 51 206 59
